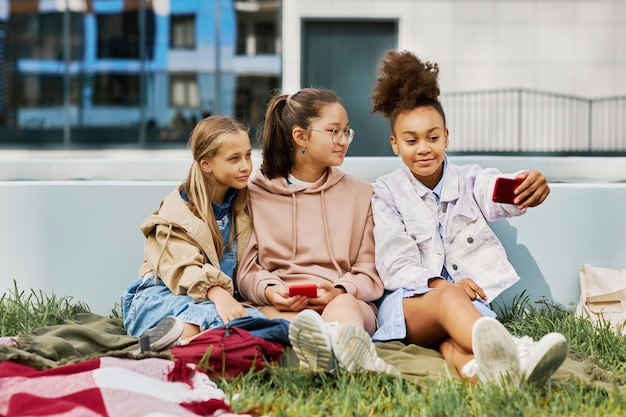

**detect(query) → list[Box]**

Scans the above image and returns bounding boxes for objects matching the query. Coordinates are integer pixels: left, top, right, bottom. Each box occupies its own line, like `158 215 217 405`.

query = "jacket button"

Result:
410 234 417 240
442 204 447 213
452 264 458 270
467 237 474 244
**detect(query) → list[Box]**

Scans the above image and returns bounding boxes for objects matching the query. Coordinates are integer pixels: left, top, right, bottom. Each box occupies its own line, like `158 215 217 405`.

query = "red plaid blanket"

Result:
0 356 251 417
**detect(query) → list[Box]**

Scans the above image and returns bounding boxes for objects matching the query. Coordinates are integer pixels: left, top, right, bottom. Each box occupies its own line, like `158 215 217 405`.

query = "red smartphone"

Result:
492 177 524 204
288 284 318 298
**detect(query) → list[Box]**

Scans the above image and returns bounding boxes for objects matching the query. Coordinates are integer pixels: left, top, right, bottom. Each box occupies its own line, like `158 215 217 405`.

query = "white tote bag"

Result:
576 264 626 333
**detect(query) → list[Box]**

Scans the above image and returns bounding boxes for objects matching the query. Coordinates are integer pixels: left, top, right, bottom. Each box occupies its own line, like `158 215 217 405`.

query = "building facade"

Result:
0 0 624 153
283 0 626 155
0 0 280 146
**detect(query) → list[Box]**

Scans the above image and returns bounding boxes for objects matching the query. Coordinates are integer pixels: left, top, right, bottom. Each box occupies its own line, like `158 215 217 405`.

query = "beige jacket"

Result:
138 187 252 302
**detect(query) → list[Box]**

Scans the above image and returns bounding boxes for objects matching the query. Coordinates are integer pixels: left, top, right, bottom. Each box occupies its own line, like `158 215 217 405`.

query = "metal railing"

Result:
441 88 626 154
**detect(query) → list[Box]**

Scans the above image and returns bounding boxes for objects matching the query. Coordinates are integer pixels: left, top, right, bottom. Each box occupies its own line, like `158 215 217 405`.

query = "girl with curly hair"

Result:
370 50 567 385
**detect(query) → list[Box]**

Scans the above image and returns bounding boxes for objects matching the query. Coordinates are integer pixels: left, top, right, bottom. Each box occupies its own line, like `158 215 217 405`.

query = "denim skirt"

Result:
121 273 265 336
372 286 497 342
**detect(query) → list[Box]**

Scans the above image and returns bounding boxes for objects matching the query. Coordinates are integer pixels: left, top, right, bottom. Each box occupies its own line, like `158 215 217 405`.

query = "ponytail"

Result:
259 88 343 179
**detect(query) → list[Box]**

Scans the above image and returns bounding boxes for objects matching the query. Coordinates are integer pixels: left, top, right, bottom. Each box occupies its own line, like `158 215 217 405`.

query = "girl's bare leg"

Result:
402 285 483 375
260 294 376 335
440 337 476 380
180 323 201 341
259 305 299 321
322 293 377 335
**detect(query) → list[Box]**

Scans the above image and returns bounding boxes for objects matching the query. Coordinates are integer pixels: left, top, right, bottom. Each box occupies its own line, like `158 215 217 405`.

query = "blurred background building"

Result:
0 0 280 147
0 0 624 154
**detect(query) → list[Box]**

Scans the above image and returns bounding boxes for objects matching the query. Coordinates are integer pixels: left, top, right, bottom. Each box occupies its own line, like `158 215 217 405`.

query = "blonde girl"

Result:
121 115 265 348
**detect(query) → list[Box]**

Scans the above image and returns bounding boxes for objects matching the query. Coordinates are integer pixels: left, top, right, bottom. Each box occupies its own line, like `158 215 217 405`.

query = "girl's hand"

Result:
513 170 550 209
207 286 248 323
305 281 339 312
265 285 309 312
454 278 487 301
215 297 248 323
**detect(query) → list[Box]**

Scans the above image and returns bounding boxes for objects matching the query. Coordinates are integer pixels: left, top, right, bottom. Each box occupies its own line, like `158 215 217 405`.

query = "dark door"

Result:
302 20 397 156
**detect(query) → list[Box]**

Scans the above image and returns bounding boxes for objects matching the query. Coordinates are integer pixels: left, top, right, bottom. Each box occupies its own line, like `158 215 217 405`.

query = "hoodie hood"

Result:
140 187 218 263
251 166 346 195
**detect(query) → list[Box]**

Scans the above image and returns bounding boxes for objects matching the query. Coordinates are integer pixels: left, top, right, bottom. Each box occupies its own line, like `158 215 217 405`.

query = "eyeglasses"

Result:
307 127 355 145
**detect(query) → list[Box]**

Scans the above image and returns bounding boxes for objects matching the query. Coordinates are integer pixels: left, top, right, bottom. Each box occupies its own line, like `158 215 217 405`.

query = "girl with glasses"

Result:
237 88 397 375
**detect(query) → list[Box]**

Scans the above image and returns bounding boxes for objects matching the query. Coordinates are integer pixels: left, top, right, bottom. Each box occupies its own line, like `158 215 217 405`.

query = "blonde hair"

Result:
182 115 250 259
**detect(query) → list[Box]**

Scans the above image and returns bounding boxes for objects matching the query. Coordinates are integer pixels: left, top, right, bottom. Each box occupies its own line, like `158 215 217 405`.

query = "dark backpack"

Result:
170 325 284 378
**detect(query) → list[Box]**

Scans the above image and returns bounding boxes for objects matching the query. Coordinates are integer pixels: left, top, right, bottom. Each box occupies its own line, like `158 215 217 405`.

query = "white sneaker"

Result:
135 316 184 353
330 324 399 376
472 317 520 385
460 358 479 379
288 310 334 372
519 332 568 385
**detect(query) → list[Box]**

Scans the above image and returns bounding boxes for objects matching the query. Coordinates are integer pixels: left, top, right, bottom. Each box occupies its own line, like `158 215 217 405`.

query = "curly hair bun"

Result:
371 50 441 118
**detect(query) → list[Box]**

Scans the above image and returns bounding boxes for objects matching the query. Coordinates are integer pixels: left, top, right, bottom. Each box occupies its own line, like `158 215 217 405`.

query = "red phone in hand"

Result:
492 177 524 204
288 284 318 298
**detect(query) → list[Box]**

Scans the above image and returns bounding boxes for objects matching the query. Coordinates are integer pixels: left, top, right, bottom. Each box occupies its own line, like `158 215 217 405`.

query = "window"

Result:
20 74 80 107
235 20 276 55
236 21 248 55
97 13 138 58
97 11 155 59
235 75 279 129
169 75 200 108
170 15 195 49
11 12 84 60
255 22 276 54
93 74 140 105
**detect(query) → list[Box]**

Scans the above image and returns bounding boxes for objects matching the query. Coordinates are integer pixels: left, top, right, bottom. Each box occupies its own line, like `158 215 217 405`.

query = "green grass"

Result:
0 280 90 336
2 284 626 416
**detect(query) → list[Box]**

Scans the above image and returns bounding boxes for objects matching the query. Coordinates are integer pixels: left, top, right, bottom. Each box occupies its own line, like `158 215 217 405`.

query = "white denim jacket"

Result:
372 160 525 301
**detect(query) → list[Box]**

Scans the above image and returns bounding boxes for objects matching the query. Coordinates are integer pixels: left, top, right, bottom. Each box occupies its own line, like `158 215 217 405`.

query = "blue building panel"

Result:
10 0 238 131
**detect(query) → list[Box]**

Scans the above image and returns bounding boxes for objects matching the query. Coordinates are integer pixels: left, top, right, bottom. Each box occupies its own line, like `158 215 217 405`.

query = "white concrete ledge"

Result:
1 155 625 315
1 151 626 183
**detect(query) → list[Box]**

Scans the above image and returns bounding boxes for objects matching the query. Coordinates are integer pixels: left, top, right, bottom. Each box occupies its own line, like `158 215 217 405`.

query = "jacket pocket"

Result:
404 219 437 264
404 219 445 276
447 204 481 244
404 220 435 245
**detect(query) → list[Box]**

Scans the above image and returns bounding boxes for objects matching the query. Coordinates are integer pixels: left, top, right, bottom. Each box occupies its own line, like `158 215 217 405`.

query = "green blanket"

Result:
0 312 171 369
375 340 626 390
1 311 623 391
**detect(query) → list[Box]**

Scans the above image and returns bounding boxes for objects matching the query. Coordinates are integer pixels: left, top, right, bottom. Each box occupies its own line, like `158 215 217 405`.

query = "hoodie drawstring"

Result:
290 194 298 259
320 190 342 277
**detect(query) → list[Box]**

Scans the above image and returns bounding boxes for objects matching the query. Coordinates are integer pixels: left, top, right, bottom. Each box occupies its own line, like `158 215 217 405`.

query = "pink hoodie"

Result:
237 167 384 305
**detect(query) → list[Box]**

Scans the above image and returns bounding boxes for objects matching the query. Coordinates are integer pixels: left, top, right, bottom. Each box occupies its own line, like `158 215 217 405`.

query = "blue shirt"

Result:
180 188 238 283
431 159 453 282
212 188 238 282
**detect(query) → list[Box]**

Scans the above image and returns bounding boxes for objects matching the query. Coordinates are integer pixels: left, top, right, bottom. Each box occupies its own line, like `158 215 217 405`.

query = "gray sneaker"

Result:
330 324 399 376
288 310 334 372
520 332 568 385
136 316 184 353
472 317 520 385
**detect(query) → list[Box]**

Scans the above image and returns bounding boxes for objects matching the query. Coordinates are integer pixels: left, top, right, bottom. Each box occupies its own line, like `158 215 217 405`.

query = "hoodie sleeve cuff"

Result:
254 275 286 305
334 281 358 297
